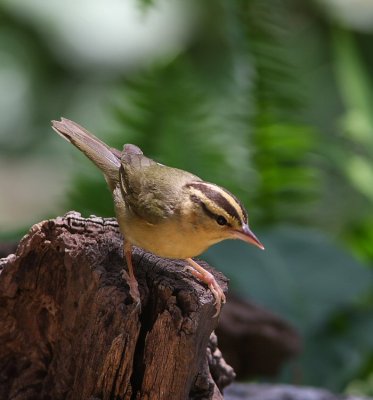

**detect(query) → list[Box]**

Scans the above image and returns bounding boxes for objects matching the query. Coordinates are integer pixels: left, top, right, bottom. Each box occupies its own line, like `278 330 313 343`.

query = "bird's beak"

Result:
231 224 265 250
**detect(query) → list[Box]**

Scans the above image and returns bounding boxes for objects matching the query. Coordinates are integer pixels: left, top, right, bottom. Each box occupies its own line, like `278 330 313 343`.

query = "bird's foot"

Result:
121 269 141 310
184 259 226 317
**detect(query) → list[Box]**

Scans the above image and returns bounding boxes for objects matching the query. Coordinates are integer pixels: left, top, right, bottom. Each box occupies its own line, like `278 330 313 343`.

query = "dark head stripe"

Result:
187 182 246 223
190 194 232 226
214 185 248 224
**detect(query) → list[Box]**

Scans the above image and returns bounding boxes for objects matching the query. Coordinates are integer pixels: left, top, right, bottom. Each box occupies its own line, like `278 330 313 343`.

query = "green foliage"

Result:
112 61 218 175
204 226 373 390
3 0 373 395
245 1 321 225
67 58 239 215
63 0 373 393
67 0 323 226
68 173 114 218
205 226 372 333
347 369 373 397
331 28 373 261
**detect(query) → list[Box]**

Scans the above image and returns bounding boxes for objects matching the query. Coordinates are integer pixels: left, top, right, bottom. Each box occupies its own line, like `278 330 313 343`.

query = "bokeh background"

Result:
1 0 373 395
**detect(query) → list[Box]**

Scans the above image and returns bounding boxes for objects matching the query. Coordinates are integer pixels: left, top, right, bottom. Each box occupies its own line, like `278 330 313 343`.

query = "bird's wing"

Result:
119 149 199 224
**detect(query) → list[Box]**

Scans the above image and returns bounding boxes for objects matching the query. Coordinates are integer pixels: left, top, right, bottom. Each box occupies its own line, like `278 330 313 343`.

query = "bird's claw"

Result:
208 279 226 317
184 259 226 318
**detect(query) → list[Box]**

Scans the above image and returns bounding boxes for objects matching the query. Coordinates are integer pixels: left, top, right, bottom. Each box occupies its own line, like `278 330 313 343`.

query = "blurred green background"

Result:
1 0 373 395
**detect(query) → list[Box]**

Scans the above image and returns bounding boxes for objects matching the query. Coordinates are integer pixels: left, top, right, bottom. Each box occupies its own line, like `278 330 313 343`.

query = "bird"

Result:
52 118 264 316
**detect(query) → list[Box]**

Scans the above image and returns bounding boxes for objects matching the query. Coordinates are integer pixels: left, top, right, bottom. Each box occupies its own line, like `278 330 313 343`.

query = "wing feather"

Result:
120 150 199 223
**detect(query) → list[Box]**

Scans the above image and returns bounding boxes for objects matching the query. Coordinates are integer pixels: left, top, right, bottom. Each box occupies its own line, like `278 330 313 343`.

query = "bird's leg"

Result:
185 258 226 317
121 240 141 308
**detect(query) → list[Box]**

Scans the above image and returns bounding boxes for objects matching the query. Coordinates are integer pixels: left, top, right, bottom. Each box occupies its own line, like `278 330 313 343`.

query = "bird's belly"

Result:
112 187 215 258
124 220 210 259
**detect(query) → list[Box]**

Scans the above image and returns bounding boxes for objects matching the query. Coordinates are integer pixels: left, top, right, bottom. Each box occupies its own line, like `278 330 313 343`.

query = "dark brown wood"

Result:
0 212 233 400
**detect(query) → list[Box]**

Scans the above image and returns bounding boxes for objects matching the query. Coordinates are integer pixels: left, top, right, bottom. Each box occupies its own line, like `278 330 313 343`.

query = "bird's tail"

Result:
52 118 121 189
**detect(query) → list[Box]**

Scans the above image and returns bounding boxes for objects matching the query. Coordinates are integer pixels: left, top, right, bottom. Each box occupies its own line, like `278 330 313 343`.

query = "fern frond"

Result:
245 0 321 225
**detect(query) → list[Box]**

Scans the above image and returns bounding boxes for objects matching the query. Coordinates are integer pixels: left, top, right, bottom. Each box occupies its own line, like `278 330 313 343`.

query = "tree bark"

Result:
0 212 235 400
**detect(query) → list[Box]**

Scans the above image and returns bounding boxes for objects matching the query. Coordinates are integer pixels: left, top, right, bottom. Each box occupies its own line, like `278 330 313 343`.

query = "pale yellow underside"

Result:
113 187 222 259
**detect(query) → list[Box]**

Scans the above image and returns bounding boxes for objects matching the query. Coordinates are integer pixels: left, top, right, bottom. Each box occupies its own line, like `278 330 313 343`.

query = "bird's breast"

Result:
124 218 212 259
113 186 220 259
113 195 212 259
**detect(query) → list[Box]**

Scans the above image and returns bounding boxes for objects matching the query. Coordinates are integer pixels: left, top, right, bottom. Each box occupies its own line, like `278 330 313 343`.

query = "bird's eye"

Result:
216 215 227 226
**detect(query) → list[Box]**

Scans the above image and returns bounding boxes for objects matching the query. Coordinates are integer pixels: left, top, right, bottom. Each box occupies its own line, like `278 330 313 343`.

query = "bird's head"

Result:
184 181 264 250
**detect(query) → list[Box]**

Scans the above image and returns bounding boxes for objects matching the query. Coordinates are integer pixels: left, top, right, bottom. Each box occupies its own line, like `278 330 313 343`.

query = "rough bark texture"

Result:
224 383 373 400
0 212 234 400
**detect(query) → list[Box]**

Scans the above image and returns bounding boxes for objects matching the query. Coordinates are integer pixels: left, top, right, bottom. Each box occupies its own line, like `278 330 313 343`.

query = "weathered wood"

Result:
0 212 233 400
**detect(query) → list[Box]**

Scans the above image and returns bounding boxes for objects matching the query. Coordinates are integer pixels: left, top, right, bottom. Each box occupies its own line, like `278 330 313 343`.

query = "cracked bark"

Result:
0 212 235 400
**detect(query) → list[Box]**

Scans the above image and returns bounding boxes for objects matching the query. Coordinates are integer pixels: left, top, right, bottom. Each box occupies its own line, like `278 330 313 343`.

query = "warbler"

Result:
52 118 264 316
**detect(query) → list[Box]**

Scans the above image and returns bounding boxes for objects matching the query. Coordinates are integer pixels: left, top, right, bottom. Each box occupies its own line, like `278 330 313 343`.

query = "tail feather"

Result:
52 118 121 189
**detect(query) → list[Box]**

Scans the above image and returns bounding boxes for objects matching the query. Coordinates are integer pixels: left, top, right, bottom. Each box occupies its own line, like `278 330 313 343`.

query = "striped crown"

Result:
185 181 248 227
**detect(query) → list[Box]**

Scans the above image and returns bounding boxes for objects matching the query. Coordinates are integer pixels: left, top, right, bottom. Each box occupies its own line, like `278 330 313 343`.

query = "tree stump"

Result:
0 212 235 400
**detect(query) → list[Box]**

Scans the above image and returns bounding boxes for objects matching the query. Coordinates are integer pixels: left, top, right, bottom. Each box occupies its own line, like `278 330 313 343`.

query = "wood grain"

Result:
0 212 234 400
